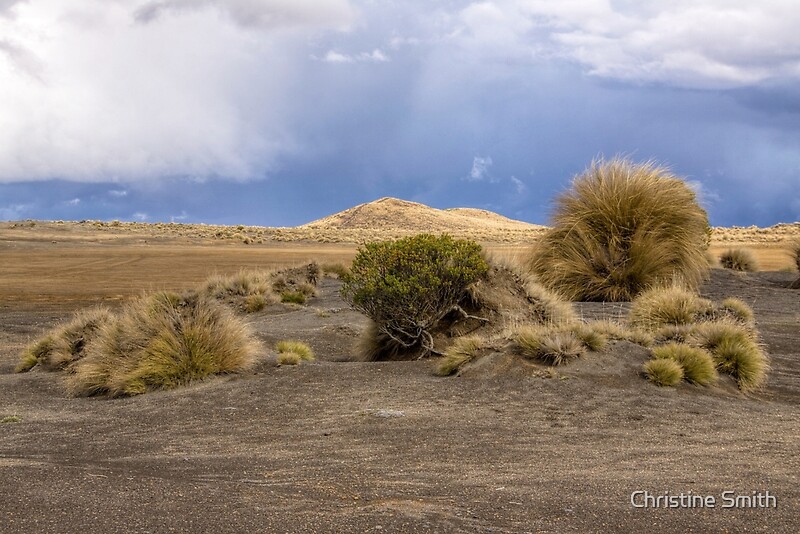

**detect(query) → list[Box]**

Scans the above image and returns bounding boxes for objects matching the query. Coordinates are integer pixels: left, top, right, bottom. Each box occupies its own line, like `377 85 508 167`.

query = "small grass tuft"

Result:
713 337 769 391
1 415 22 424
719 248 758 272
436 335 489 376
719 297 755 325
626 329 655 347
651 343 717 386
643 358 684 387
654 324 694 344
277 352 302 365
517 327 585 365
629 285 712 331
321 262 350 279
569 324 608 351
243 294 267 313
280 290 306 304
275 340 315 362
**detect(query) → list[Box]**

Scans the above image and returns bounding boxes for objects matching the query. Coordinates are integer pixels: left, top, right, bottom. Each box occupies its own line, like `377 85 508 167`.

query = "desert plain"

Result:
1 200 799 533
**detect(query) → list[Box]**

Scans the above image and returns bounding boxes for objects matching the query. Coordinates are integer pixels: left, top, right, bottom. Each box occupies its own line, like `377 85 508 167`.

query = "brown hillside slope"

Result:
299 197 545 242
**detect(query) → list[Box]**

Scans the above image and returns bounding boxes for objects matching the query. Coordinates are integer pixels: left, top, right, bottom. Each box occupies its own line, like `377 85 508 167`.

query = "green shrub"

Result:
275 340 315 362
719 248 758 272
66 292 258 397
651 343 717 386
527 158 710 301
341 234 489 357
643 358 684 387
436 335 488 376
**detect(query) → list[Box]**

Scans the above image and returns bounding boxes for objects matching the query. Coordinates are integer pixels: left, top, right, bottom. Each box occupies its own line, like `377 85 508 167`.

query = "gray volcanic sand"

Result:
1 271 798 533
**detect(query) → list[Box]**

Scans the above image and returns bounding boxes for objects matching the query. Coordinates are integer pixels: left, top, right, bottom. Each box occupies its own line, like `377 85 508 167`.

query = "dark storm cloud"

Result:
0 1 798 226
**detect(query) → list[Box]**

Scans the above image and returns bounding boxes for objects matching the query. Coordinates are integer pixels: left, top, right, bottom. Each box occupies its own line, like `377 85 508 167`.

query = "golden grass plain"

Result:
1 218 797 305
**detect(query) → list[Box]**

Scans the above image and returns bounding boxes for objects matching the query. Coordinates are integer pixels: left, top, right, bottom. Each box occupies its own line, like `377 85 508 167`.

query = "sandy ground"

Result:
1 229 799 533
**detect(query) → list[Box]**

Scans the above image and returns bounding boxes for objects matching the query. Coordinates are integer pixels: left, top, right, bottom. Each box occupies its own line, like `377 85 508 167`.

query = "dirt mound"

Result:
301 197 544 234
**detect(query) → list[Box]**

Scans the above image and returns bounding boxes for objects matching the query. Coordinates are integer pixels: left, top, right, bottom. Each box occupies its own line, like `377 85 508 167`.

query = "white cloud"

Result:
510 175 526 194
0 0 25 18
108 189 128 197
133 0 355 31
321 50 353 63
467 155 493 181
0 0 356 183
65 198 81 206
133 212 149 221
318 48 389 63
453 1 800 89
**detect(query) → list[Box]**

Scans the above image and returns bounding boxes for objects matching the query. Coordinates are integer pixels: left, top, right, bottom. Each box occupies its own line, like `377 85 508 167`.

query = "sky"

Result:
1 0 799 227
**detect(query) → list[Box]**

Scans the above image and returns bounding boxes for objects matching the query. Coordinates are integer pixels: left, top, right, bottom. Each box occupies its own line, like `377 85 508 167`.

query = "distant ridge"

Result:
300 197 544 234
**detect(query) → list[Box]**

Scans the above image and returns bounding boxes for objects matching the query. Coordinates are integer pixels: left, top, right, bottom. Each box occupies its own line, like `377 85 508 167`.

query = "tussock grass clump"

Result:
528 158 710 301
200 265 319 312
719 298 755 326
711 336 768 391
516 327 585 365
719 248 758 272
580 319 655 347
280 290 306 304
583 319 628 340
436 335 489 376
321 262 350 279
629 285 713 331
244 294 267 313
651 343 717 386
789 240 800 288
16 308 114 373
522 279 578 325
569 324 608 351
643 358 684 387
277 352 302 365
66 292 259 398
275 340 315 362
631 288 769 390
654 324 694 344
202 270 270 298
689 321 755 351
355 321 406 362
